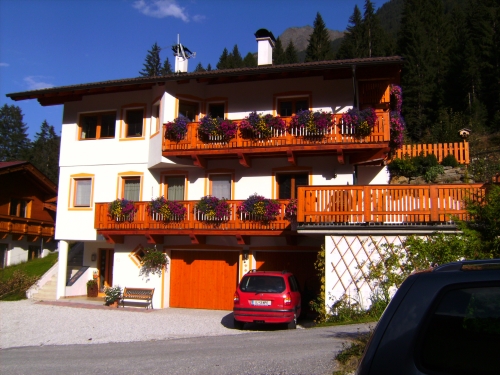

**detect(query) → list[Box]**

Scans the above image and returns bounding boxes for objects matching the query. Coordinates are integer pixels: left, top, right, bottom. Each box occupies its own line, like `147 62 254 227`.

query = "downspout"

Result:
352 65 358 108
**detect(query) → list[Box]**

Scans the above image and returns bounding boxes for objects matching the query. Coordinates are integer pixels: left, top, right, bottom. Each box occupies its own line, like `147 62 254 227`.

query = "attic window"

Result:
80 112 116 140
9 199 30 218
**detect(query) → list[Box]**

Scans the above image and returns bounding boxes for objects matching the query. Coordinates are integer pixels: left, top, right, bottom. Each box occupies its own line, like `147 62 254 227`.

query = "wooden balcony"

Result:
297 184 484 224
162 112 391 167
95 200 293 244
0 214 55 241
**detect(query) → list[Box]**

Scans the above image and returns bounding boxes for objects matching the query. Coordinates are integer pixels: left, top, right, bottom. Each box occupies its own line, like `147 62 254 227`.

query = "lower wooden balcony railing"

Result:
297 184 484 224
0 215 55 239
95 200 293 234
162 112 390 153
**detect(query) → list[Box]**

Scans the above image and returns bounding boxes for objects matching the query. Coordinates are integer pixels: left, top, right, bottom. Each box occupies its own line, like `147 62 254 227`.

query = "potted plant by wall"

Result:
195 195 231 225
139 247 168 278
198 115 237 143
104 285 122 307
108 198 137 221
238 193 281 224
289 110 333 136
146 196 187 222
165 116 189 142
86 279 98 297
342 107 377 138
239 111 286 140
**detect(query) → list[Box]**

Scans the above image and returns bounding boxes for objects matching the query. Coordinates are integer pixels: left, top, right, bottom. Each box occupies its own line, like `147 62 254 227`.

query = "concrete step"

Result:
32 275 57 301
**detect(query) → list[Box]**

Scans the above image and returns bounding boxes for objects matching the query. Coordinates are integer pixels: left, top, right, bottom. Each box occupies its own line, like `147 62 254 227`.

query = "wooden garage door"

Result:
170 250 239 310
256 251 320 303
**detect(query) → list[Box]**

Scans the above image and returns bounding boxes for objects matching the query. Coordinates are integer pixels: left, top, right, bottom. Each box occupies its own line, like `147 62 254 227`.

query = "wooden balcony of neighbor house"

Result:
394 142 470 164
296 184 484 226
0 214 55 241
95 200 294 244
162 112 391 167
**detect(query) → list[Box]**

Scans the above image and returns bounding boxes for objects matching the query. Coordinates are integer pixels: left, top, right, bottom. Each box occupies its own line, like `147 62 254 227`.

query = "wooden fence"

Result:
395 142 470 164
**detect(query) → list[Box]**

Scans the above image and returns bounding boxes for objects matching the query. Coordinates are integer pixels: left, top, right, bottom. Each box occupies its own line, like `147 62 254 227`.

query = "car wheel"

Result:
287 314 297 329
234 319 244 330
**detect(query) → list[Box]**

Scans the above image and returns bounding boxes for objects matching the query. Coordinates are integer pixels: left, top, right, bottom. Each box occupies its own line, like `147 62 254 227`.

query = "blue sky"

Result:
0 0 385 139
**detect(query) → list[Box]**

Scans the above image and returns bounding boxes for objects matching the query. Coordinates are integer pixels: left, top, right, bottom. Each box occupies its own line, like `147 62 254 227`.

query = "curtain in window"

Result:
211 175 231 199
167 176 185 200
75 179 92 206
124 179 140 201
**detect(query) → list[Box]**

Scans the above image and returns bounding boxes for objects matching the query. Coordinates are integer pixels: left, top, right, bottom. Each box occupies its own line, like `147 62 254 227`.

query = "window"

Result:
74 178 92 207
179 100 199 122
277 173 308 199
9 199 30 218
278 97 309 116
152 103 160 135
126 109 144 137
165 176 185 200
80 112 116 139
123 177 141 201
208 103 225 119
210 174 231 199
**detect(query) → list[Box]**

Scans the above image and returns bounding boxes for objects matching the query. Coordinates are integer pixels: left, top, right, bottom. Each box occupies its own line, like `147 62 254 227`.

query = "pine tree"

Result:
206 63 212 71
161 57 173 75
29 120 60 184
305 12 333 62
273 37 286 65
243 52 257 67
139 42 162 77
362 0 386 57
228 44 243 68
284 40 299 64
337 5 364 59
194 62 206 72
217 48 229 70
0 104 31 161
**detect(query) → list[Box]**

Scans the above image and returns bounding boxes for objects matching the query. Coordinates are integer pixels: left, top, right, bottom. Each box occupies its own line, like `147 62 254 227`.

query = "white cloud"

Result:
133 0 189 22
192 14 205 23
0 62 9 67
24 76 54 90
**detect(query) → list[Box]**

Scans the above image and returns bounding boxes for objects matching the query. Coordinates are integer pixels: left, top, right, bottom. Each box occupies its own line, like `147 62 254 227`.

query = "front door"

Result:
98 248 114 294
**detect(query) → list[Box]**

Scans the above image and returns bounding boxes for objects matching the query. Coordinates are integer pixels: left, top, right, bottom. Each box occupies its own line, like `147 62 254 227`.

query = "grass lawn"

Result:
0 252 58 300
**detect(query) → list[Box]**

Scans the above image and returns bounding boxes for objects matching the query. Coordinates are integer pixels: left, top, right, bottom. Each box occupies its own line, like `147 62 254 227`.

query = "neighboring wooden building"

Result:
0 161 57 268
7 31 480 311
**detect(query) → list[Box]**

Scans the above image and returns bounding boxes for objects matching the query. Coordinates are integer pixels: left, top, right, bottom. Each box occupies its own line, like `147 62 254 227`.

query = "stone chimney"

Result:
255 29 276 66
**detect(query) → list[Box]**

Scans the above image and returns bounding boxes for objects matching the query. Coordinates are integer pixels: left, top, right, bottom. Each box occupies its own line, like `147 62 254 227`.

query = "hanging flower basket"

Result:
139 247 168 277
284 199 297 220
195 196 231 224
108 199 137 221
239 111 286 140
238 193 281 224
289 110 333 136
165 116 189 142
146 196 186 222
342 108 377 138
198 115 237 143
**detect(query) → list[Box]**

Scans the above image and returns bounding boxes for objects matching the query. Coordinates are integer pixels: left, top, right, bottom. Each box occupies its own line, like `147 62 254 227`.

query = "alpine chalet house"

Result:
7 30 475 311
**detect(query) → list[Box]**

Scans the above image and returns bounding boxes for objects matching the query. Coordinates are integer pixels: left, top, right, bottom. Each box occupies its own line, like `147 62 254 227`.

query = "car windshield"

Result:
239 275 286 293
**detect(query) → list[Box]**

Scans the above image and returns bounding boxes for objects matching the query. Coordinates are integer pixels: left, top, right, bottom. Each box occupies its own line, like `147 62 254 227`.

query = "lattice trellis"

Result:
325 234 427 310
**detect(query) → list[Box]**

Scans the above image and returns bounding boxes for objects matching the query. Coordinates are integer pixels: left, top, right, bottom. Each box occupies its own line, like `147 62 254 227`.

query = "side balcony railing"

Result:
297 184 484 225
394 142 470 164
0 215 55 237
95 200 292 231
162 112 390 152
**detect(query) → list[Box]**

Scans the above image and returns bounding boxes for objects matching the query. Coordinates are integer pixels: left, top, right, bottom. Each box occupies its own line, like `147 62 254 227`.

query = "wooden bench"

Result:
121 287 155 309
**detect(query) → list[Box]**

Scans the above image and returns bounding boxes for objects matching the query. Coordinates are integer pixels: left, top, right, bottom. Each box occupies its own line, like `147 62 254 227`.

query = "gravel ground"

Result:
0 299 252 349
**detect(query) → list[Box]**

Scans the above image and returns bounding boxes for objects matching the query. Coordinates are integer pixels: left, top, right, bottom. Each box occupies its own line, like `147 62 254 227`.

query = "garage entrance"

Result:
170 250 239 310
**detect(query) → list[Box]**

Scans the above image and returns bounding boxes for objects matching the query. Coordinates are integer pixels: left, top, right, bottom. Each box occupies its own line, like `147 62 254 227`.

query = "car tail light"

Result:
284 292 292 306
233 291 240 304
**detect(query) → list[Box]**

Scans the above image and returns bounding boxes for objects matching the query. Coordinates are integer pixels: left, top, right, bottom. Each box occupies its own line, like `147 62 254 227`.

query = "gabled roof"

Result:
0 161 57 194
6 56 403 106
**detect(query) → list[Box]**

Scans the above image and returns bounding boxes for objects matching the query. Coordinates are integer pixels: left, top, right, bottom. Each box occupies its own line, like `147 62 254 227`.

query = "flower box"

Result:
289 110 333 137
147 197 186 222
195 196 231 224
108 199 137 222
238 194 280 224
198 115 237 143
239 112 286 140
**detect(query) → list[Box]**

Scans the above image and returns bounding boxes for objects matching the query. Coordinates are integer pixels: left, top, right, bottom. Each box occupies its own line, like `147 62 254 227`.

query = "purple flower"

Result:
165 117 189 142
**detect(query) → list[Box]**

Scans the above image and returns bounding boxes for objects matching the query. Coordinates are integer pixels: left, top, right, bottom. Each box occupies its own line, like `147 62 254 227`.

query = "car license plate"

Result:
251 300 271 306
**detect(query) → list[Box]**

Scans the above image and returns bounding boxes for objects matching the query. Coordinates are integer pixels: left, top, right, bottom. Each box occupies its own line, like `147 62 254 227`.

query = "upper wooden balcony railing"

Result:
95 200 292 234
297 184 484 225
0 215 55 239
394 142 470 164
162 112 390 153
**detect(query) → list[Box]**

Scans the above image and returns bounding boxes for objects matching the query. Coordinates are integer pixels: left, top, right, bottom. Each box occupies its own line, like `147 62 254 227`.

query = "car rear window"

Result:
239 276 286 293
418 285 500 374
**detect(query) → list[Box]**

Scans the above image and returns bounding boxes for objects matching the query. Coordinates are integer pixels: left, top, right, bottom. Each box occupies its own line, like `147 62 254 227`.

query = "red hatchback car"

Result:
233 270 301 329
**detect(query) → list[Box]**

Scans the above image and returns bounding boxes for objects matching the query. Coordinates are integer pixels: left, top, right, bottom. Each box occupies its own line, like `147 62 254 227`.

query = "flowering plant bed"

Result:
238 193 281 223
165 116 189 142
108 199 137 221
290 110 333 135
195 196 231 222
342 108 377 137
239 111 286 140
146 196 186 222
198 115 237 143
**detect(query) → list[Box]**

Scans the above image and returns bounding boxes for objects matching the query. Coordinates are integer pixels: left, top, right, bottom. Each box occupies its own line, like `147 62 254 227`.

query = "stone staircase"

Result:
31 274 57 301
